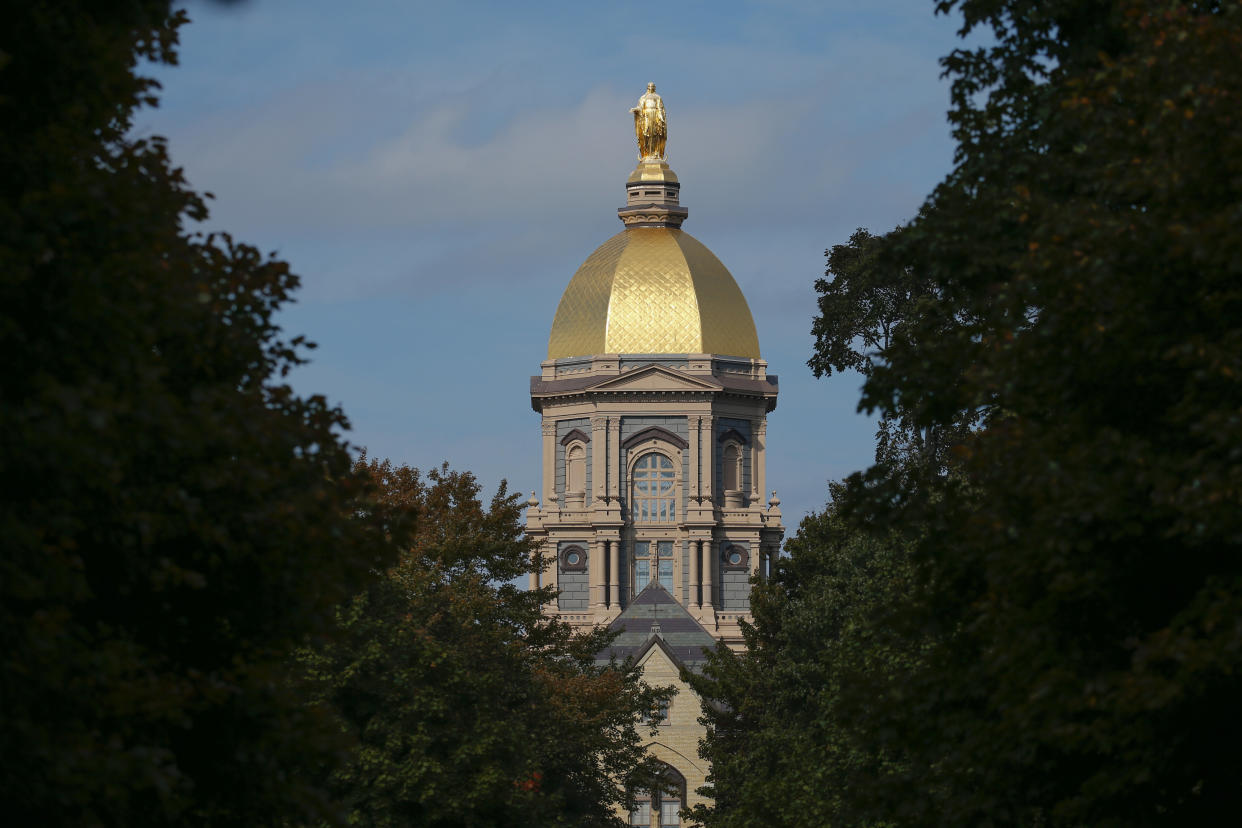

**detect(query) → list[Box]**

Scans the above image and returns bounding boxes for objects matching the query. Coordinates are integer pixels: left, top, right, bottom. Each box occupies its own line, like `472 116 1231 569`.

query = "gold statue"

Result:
631 82 667 160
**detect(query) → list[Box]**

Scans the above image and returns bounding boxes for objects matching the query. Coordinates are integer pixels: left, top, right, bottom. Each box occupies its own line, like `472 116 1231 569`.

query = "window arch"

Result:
629 762 687 827
722 443 741 492
630 452 676 523
566 443 586 493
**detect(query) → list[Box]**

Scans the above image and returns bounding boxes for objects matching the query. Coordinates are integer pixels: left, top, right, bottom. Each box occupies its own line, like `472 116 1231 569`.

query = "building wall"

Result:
621 645 711 823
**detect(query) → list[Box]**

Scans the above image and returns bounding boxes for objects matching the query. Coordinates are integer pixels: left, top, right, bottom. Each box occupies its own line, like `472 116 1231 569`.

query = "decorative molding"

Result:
721 543 750 571
621 425 689 452
560 428 591 446
560 544 588 572
716 427 749 446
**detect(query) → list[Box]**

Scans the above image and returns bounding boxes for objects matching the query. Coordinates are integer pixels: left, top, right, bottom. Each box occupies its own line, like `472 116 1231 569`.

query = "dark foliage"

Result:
1 3 398 824
301 458 672 828
698 1 1242 825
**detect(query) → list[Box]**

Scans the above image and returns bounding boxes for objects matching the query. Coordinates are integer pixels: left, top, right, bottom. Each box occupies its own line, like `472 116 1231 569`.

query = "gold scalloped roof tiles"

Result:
547 228 761 360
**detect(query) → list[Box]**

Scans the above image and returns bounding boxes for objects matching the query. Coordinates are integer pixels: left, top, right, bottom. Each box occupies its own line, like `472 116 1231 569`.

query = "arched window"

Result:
629 763 686 827
631 452 675 523
722 443 740 491
566 444 586 493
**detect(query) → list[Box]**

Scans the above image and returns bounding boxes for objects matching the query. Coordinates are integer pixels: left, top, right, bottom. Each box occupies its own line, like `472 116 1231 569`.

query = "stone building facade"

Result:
524 85 784 825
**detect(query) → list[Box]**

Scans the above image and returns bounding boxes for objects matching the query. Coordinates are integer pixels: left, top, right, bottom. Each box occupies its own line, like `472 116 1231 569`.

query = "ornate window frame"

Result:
627 449 680 525
560 428 591 496
559 544 588 573
717 428 748 494
721 543 750 572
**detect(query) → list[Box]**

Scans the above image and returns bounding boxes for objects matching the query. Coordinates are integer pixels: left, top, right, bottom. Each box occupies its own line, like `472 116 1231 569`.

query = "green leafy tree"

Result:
302 458 671 828
0 3 399 824
811 226 976 482
689 493 919 828
818 1 1242 824
702 1 1242 825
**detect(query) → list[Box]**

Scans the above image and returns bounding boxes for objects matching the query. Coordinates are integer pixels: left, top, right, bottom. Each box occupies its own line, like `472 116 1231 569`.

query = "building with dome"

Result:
524 84 784 825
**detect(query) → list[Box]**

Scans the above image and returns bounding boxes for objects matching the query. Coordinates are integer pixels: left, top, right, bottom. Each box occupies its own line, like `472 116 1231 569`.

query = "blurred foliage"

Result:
696 0 1242 825
0 2 403 824
301 458 672 828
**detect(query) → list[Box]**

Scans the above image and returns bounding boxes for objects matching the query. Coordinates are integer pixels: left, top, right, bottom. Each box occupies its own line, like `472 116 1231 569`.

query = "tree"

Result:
689 492 920 828
810 0 1242 824
1 4 399 824
301 458 672 828
810 225 976 482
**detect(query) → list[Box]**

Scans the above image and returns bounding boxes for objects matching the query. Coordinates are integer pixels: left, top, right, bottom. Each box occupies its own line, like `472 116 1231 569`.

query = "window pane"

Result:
661 799 681 826
658 559 673 591
632 452 676 524
635 541 650 558
630 800 651 826
657 542 673 557
636 560 650 587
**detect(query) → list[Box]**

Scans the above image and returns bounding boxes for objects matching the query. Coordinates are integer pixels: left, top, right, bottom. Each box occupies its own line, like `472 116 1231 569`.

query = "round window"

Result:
566 551 581 566
728 550 742 565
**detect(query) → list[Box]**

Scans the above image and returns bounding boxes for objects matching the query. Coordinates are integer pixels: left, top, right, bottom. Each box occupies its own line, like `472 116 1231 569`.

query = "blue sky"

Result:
137 0 965 535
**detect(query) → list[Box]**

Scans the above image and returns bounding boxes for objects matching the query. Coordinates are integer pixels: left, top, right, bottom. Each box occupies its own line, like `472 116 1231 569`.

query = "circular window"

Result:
723 544 749 570
566 551 581 566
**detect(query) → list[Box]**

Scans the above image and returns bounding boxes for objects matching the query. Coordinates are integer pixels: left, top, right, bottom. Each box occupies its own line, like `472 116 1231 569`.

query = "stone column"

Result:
590 538 605 608
753 418 767 506
608 418 621 500
689 537 700 607
700 539 714 610
608 538 621 607
689 415 700 501
591 416 607 503
699 416 714 503
541 420 556 504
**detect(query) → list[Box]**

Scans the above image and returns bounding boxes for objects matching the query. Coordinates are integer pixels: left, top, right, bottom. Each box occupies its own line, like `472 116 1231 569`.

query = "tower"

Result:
524 84 784 823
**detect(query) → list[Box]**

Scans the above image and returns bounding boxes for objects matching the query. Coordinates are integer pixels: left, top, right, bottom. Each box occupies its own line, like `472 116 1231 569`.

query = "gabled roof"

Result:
596 582 720 673
585 364 723 393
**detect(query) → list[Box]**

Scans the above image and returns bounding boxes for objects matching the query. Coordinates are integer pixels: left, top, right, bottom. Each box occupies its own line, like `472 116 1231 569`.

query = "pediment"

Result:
586 365 721 394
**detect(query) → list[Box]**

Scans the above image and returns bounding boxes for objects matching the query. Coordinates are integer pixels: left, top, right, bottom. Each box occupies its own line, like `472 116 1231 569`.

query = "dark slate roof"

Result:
596 582 721 673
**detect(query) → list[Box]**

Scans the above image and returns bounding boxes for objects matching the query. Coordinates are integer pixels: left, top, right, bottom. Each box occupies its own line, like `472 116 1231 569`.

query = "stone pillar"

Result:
699 416 714 503
689 415 701 501
608 418 621 499
541 420 556 504
700 539 714 610
530 545 541 591
608 538 621 607
591 416 607 503
590 538 605 608
753 418 767 506
689 537 700 607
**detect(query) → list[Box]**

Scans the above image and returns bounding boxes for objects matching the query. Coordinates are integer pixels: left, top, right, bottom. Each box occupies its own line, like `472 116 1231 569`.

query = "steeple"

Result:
618 83 688 229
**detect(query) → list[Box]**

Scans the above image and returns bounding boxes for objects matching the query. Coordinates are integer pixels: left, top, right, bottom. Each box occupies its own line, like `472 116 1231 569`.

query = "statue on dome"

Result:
631 82 667 160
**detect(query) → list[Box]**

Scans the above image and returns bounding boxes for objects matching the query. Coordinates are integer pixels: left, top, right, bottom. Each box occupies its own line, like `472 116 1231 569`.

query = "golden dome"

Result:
547 227 761 360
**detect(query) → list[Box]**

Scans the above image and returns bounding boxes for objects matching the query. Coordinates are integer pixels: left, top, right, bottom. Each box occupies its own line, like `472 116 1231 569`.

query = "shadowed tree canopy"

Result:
1 3 402 824
697 0 1242 825
302 458 672 828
